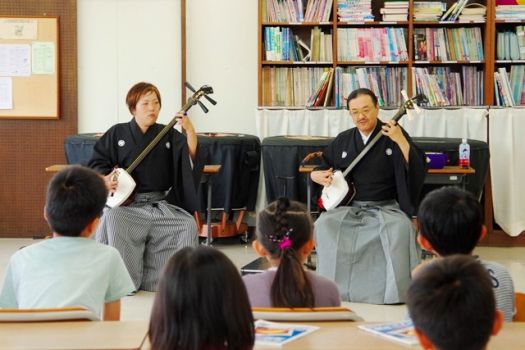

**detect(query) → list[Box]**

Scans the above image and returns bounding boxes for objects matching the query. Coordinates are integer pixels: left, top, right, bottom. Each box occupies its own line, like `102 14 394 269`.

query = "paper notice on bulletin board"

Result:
0 77 13 110
0 44 31 76
32 42 55 74
0 19 37 40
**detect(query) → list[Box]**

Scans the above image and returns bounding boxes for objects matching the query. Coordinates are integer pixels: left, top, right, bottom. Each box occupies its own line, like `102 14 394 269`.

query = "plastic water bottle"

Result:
459 138 470 168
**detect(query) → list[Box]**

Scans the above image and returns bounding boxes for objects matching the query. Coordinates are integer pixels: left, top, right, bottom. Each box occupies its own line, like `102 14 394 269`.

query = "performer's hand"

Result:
381 120 406 144
176 112 198 159
103 169 119 193
311 168 333 187
176 113 196 135
382 120 410 162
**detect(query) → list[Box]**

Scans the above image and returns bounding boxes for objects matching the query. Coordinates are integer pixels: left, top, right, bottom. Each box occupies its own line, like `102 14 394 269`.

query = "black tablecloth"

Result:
64 133 261 213
262 135 489 207
413 137 489 199
64 133 99 165
262 136 333 207
197 133 260 212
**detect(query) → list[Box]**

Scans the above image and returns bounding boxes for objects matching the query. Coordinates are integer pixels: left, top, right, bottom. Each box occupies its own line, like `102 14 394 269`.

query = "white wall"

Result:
78 0 258 136
78 0 182 132
186 0 258 134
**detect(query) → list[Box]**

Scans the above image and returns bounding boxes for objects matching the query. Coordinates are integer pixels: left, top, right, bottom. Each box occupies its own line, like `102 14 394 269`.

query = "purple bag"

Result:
426 152 448 169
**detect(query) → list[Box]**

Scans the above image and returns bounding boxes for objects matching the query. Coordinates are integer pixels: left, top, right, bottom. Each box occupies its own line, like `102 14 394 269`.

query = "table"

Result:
21 320 517 350
0 321 148 350
425 166 475 190
252 321 525 350
261 136 332 207
262 136 488 212
64 133 101 165
63 133 261 214
197 133 260 212
413 137 488 199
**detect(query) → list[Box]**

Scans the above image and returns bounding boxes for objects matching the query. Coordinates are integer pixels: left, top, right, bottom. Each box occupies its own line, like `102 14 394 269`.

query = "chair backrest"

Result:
515 292 525 322
300 151 323 166
252 306 363 322
0 306 99 322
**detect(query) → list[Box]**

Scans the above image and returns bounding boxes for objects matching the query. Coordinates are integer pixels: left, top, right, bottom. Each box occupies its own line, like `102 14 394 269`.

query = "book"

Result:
358 320 419 346
254 319 320 346
323 68 335 106
414 29 427 60
441 2 458 20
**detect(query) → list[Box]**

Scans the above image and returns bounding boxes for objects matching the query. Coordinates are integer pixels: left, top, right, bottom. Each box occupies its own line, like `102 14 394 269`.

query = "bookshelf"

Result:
493 2 525 106
258 0 503 108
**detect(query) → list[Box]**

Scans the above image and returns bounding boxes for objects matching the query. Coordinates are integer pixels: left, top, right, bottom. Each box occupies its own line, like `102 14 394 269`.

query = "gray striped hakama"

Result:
315 200 420 304
96 192 198 292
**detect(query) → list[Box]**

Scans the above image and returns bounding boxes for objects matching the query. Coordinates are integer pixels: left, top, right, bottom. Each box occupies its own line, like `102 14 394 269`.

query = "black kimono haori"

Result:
88 119 204 291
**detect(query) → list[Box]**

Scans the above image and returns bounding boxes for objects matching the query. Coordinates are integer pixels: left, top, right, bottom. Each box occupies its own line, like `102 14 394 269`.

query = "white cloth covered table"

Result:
489 108 525 236
256 108 487 141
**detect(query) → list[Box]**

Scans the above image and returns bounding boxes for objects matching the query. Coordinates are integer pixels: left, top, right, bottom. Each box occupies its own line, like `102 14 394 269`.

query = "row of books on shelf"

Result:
449 3 486 21
497 27 525 60
261 66 331 107
262 65 485 108
263 25 482 63
337 0 373 22
263 66 408 108
307 68 335 106
494 66 525 106
337 66 482 107
414 27 484 61
380 1 409 22
334 66 408 108
438 0 486 22
380 1 487 23
337 27 408 62
264 26 333 62
262 0 491 24
412 66 483 106
386 0 487 23
496 4 525 20
263 0 333 23
413 1 447 22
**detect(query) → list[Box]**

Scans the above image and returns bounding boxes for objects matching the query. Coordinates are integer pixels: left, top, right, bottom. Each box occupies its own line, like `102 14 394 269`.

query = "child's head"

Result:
45 166 107 237
407 255 503 350
149 246 254 350
417 186 483 256
255 197 315 307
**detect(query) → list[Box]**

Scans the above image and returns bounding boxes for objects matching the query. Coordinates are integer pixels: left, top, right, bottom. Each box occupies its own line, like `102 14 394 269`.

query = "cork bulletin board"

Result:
0 16 59 119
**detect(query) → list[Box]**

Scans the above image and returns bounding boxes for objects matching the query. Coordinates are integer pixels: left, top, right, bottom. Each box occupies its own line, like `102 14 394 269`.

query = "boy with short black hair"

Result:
0 166 135 320
407 255 503 350
416 186 515 321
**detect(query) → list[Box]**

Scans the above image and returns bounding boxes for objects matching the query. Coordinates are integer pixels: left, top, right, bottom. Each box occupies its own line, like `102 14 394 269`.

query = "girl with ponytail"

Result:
243 198 341 307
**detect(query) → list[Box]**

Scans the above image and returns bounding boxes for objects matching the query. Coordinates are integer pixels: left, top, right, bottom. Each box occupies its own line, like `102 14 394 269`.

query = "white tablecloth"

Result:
489 108 525 236
255 108 488 141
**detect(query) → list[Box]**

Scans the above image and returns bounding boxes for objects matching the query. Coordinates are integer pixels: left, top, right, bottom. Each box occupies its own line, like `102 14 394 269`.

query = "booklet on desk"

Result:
254 319 320 346
358 320 419 346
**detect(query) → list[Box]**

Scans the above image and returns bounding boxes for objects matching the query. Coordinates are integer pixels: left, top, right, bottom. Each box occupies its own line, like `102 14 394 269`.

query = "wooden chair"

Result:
0 306 99 322
252 306 363 322
299 151 323 217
